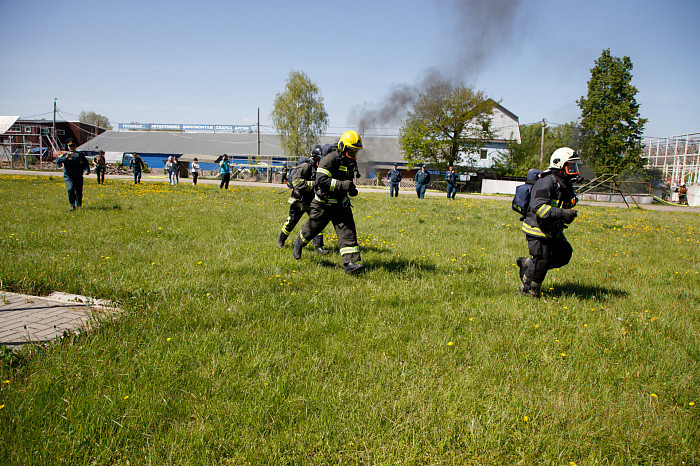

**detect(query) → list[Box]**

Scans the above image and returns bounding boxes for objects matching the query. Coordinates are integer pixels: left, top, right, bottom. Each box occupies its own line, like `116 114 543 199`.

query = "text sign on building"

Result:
118 123 251 133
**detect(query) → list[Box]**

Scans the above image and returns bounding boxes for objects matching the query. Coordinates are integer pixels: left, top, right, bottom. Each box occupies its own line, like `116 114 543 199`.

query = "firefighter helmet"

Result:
550 147 581 176
338 130 363 158
311 144 323 164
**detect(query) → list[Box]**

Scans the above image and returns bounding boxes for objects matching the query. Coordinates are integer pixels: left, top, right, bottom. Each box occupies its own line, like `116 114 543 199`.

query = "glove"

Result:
339 180 355 191
561 209 577 224
348 186 358 197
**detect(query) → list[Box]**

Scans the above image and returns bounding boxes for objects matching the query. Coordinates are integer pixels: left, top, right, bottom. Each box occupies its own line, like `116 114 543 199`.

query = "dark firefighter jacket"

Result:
314 150 355 205
522 171 577 238
57 152 90 179
445 171 457 186
289 157 316 207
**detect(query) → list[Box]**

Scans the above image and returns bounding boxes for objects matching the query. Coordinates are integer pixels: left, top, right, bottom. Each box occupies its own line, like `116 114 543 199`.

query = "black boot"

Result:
516 257 531 282
344 262 364 274
277 232 288 249
292 238 303 260
315 246 330 255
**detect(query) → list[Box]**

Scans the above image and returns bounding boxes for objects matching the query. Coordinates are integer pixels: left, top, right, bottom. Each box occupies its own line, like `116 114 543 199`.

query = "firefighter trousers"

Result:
523 234 573 285
282 203 324 248
299 199 360 264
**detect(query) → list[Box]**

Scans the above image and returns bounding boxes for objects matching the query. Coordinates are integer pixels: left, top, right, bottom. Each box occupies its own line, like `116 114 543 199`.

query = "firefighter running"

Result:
517 147 581 297
293 130 364 274
277 145 329 254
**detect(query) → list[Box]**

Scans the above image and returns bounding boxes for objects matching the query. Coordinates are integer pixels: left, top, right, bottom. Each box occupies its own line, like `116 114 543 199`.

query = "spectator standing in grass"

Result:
220 154 231 189
191 158 200 185
281 163 288 185
56 139 90 211
679 183 688 205
414 165 430 199
130 153 145 184
165 156 177 185
387 163 402 197
445 165 457 199
93 150 106 185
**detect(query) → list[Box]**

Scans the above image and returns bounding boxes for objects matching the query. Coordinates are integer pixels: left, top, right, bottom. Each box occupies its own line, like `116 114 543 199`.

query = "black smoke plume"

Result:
353 0 522 134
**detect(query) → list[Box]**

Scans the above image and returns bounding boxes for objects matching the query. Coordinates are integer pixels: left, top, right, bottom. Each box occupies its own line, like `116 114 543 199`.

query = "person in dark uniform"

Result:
414 165 431 199
517 147 581 298
93 150 106 185
445 165 457 199
277 145 328 254
293 130 364 274
387 163 402 197
130 153 145 184
56 140 90 211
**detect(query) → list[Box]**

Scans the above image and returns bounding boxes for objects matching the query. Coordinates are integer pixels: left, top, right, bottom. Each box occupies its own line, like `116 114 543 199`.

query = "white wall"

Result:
481 179 521 195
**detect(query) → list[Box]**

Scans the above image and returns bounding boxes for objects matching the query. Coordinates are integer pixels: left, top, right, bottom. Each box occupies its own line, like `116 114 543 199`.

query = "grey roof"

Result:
77 131 405 164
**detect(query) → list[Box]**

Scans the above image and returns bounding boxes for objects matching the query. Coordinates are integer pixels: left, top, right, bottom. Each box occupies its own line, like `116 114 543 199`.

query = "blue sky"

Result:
1 0 697 139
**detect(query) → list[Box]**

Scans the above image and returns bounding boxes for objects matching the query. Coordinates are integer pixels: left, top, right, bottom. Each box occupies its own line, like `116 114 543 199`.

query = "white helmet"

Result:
550 147 581 176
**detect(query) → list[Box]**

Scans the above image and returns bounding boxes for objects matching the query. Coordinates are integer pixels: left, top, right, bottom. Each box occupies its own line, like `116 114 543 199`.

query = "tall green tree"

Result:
79 111 112 129
577 49 647 174
271 70 328 160
398 81 495 169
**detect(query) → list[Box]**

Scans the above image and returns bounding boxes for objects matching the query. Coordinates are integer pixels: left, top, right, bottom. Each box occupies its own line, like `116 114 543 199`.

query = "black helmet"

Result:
311 144 323 163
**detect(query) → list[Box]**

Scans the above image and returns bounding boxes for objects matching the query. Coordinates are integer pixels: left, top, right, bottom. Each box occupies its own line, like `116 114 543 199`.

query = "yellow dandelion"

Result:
535 324 540 328
560 353 567 358
448 341 454 346
690 402 696 406
651 393 658 398
197 261 202 265
2 380 9 384
524 416 529 422
0 404 4 410
124 395 129 400
167 338 172 342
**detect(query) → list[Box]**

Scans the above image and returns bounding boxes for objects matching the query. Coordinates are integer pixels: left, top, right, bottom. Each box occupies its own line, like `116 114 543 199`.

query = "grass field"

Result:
1 174 698 464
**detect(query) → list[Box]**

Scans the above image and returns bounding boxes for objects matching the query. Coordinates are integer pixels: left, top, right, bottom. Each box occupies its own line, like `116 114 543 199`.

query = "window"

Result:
480 149 488 160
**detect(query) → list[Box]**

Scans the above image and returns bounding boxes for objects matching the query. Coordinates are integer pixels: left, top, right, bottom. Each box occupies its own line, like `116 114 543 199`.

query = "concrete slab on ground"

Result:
0 291 117 348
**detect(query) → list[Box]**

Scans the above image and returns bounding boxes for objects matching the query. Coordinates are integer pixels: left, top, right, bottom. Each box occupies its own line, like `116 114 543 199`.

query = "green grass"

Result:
0 174 698 464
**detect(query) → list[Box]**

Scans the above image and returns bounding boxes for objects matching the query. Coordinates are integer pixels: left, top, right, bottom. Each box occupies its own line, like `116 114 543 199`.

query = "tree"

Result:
79 111 112 129
399 81 496 169
577 49 647 174
270 70 328 160
495 121 583 177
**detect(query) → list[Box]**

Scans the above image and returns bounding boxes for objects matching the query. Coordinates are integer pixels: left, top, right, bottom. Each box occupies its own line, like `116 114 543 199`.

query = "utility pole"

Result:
53 98 57 146
539 118 546 165
257 107 260 157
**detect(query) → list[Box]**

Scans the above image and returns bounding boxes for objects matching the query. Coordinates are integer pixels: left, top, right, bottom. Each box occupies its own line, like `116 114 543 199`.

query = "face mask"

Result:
564 162 580 176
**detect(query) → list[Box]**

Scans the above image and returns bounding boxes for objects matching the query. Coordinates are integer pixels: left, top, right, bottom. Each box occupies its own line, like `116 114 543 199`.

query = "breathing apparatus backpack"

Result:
512 169 541 220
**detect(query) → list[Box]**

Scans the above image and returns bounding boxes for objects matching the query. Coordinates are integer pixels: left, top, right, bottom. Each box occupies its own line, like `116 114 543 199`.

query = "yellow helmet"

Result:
338 130 363 155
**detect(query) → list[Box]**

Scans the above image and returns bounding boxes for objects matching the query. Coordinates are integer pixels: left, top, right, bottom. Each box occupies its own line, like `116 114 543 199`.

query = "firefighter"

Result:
293 130 363 274
277 145 328 254
56 139 90 211
387 163 402 197
517 147 581 297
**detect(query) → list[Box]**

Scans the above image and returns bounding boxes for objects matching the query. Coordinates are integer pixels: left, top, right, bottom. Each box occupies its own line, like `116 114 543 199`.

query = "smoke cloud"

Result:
354 0 522 134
